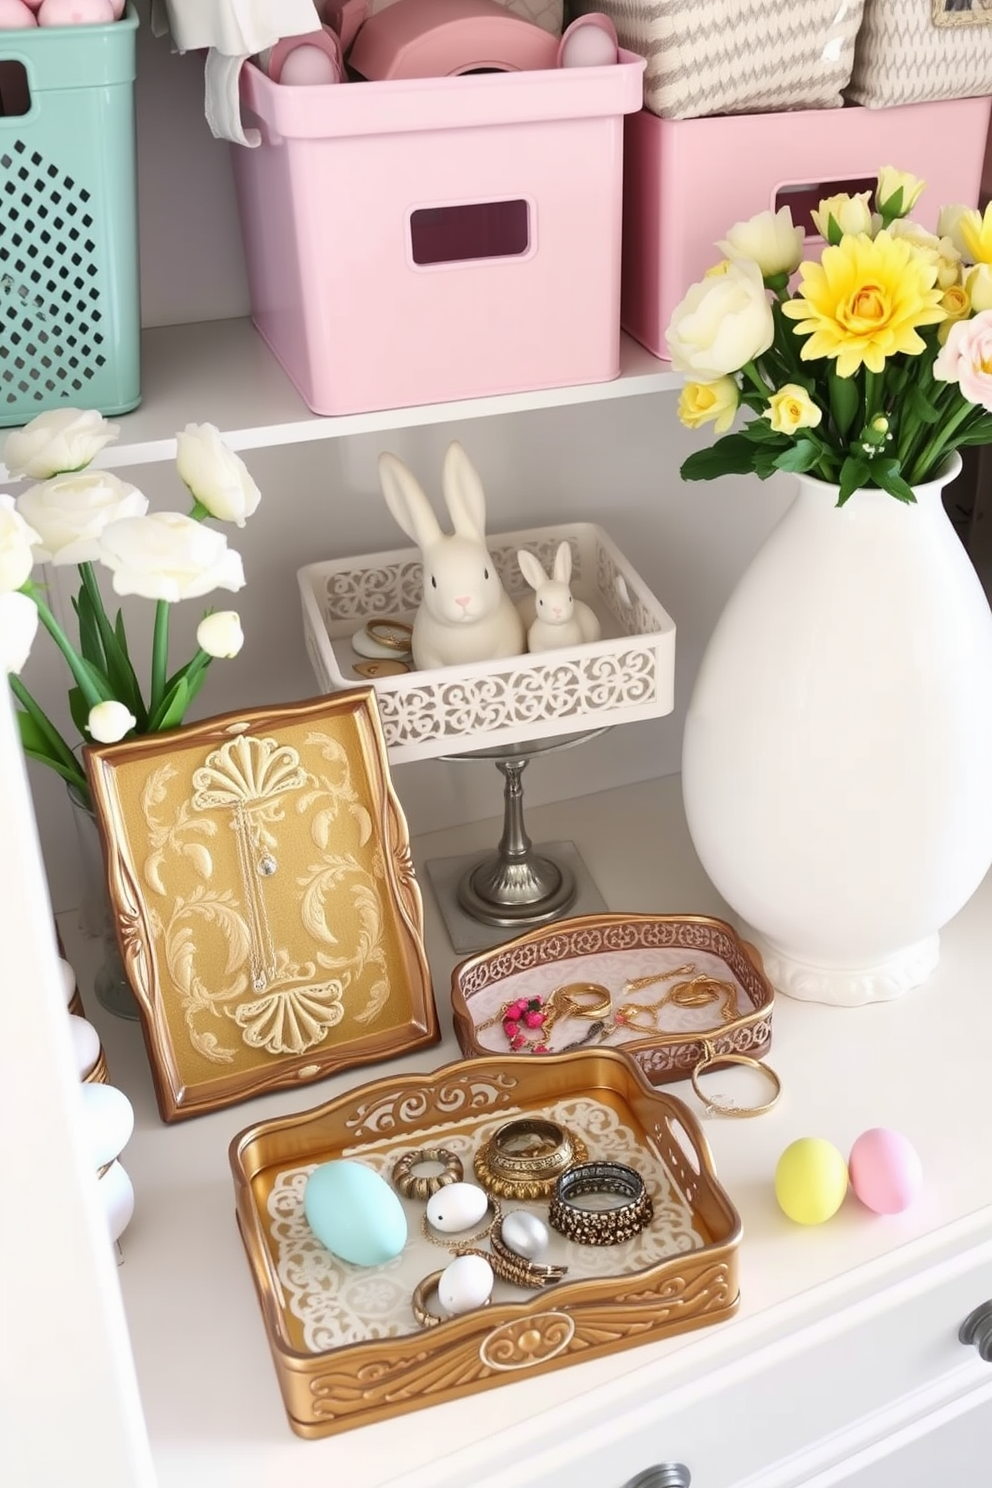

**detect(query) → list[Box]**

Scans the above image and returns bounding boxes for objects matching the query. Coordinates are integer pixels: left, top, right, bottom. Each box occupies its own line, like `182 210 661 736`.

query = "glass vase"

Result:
68 785 140 1021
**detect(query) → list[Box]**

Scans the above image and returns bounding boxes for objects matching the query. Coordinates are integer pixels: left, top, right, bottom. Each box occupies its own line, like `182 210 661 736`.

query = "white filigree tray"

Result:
298 522 676 763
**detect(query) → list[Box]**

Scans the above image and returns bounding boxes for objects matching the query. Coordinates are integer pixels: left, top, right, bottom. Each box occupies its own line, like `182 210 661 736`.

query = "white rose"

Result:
175 424 261 528
0 495 40 593
16 470 148 565
716 206 804 279
196 610 244 658
2 408 118 481
87 700 137 744
0 590 39 674
937 204 980 261
665 259 775 382
98 511 245 602
888 219 962 290
811 191 874 243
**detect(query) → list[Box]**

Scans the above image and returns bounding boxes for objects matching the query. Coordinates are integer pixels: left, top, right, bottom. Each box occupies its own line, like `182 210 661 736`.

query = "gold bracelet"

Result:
410 1269 492 1329
690 1042 782 1118
474 1117 587 1201
548 1161 653 1246
366 618 414 653
391 1147 464 1201
421 1197 502 1251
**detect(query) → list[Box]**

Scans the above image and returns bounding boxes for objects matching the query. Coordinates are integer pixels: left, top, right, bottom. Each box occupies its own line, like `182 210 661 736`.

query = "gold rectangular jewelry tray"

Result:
230 1048 742 1439
451 913 774 1085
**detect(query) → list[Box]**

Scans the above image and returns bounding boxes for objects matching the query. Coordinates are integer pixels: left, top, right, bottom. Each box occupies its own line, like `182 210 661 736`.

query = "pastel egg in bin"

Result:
304 1160 408 1266
849 1128 923 1214
774 1137 849 1225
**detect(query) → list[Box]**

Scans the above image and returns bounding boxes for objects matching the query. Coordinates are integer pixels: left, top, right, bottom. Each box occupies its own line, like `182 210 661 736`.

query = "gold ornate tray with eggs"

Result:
230 1048 741 1439
451 913 774 1092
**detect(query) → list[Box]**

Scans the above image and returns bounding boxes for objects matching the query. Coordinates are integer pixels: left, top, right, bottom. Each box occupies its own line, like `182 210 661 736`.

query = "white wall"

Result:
15 20 796 911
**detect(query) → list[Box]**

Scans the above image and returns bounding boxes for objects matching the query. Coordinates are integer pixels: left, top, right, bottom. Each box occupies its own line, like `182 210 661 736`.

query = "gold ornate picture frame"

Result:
85 689 439 1122
933 0 992 26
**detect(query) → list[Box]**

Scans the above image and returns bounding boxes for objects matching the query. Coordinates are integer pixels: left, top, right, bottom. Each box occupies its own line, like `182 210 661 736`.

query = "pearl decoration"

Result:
438 1254 494 1316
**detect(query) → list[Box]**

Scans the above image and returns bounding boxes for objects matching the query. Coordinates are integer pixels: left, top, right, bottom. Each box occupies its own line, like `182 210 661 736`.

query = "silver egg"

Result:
501 1210 550 1260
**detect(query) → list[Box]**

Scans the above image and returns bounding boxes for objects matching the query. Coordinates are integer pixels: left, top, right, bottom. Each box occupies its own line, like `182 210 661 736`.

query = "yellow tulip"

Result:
678 377 740 434
763 384 823 435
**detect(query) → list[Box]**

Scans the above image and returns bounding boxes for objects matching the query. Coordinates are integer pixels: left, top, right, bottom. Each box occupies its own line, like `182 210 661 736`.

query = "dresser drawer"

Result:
411 1233 992 1488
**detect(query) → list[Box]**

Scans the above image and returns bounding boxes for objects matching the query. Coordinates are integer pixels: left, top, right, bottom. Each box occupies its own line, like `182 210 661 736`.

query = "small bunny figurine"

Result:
517 541 602 653
377 442 525 671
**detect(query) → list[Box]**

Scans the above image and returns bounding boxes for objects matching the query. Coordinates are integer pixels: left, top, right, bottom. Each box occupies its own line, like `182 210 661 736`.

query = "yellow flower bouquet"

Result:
667 167 992 504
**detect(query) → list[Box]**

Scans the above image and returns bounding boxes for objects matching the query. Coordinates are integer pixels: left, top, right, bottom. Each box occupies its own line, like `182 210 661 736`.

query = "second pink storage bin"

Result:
231 55 644 416
622 97 992 363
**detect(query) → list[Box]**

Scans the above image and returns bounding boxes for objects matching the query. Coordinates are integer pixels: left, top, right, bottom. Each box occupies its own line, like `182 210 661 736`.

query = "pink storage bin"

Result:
621 97 992 363
232 55 645 416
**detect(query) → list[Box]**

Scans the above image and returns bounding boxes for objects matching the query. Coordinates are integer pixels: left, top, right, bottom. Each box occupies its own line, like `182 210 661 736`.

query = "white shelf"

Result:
0 320 681 480
62 773 992 1488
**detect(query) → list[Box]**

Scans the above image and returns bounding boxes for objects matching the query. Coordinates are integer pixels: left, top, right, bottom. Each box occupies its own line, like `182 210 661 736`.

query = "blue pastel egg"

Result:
303 1160 408 1266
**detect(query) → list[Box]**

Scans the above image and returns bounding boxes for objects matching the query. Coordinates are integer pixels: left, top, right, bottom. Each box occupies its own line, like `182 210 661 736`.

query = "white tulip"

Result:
937 204 980 261
175 423 261 528
665 259 775 383
0 495 40 593
716 206 804 279
98 511 245 602
0 590 39 674
196 610 244 658
16 470 148 566
2 408 118 481
87 700 137 744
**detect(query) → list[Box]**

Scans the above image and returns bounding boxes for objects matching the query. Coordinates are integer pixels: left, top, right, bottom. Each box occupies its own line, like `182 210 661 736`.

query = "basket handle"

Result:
775 175 875 238
0 58 34 124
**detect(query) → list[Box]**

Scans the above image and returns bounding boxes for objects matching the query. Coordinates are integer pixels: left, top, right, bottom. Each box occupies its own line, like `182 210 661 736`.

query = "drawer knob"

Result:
959 1301 992 1360
620 1468 691 1488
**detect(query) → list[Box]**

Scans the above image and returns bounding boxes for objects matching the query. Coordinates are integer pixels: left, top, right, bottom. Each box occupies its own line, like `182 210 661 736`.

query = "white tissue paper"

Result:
152 0 322 146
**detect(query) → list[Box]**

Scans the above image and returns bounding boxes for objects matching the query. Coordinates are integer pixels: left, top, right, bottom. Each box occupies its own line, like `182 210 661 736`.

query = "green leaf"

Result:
74 584 106 670
772 440 822 474
680 434 762 481
75 654 115 703
904 381 942 427
147 677 190 734
870 457 917 504
68 684 89 739
837 456 871 506
828 372 859 441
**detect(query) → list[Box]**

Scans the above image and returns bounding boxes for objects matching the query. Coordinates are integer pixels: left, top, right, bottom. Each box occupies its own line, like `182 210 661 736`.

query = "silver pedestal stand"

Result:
424 728 610 954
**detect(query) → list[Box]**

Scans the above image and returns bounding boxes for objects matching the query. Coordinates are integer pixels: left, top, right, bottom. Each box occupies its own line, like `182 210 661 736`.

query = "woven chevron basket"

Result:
847 0 992 106
571 0 864 119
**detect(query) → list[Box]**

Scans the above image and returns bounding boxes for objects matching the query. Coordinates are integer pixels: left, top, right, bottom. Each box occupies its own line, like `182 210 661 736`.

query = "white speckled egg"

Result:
426 1181 489 1233
438 1254 494 1316
79 1083 134 1169
501 1210 550 1261
68 1014 101 1080
304 1160 407 1266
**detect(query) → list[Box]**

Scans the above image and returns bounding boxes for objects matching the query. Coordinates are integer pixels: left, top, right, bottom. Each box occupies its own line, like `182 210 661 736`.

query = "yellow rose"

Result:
966 263 992 313
937 204 980 260
962 202 992 266
763 384 823 435
716 206 805 279
811 191 874 244
938 284 971 344
678 377 739 434
876 167 926 220
665 259 775 382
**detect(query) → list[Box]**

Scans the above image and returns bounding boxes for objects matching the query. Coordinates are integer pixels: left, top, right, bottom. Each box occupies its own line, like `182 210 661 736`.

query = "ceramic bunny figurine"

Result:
517 541 601 653
377 441 525 670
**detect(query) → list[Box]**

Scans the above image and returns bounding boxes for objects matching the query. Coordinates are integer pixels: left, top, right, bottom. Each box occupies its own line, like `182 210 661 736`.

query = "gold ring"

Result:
474 1118 587 1201
411 1269 492 1329
548 1161 653 1246
391 1147 464 1201
690 1041 781 1118
366 619 414 653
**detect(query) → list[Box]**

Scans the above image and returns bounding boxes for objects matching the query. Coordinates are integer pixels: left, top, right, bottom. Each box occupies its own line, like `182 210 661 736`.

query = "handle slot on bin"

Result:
409 198 530 267
0 61 31 120
775 176 876 238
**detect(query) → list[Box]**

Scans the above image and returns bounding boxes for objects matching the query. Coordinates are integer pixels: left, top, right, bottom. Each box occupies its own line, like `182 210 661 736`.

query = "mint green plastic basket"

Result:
0 6 140 427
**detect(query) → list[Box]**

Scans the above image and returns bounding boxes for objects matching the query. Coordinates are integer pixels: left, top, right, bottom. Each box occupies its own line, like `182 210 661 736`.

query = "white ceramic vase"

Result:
682 453 992 1006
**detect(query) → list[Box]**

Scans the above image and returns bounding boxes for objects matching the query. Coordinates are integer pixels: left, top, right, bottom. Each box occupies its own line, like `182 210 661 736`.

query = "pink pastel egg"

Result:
37 0 115 23
849 1127 922 1215
0 0 38 26
278 44 340 86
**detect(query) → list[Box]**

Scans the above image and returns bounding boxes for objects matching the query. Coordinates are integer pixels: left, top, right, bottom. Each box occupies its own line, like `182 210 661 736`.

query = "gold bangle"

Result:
548 1161 653 1246
474 1118 587 1201
391 1147 464 1201
410 1269 492 1329
690 1041 781 1118
366 619 414 653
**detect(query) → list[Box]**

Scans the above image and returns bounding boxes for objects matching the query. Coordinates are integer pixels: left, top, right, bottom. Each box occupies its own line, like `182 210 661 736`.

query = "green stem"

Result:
8 674 87 791
24 584 105 710
903 396 977 485
78 561 114 670
150 600 170 716
741 361 771 400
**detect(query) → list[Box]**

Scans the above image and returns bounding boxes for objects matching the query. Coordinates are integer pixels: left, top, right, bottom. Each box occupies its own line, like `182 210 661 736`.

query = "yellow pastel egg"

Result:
775 1137 849 1225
